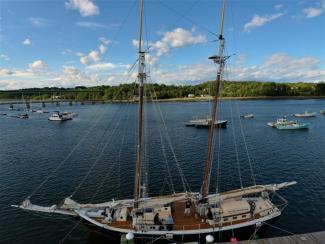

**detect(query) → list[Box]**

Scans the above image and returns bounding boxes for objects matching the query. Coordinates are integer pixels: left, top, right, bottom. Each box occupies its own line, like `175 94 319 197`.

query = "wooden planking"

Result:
221 231 325 244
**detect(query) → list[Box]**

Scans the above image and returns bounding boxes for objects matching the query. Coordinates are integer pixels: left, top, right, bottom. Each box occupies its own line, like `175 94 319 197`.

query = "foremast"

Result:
201 0 227 198
134 0 146 209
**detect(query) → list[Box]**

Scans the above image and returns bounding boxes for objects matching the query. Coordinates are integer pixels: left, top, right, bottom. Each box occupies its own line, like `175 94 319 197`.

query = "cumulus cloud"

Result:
22 38 32 45
303 7 323 18
65 0 99 17
0 68 14 76
154 28 206 56
79 50 101 65
79 38 112 65
1 53 323 90
28 60 47 69
86 62 116 70
99 44 107 54
244 13 284 32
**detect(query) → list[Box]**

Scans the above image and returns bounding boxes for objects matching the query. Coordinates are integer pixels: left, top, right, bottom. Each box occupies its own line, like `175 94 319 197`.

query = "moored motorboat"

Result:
19 113 29 119
275 122 309 130
48 112 72 121
240 114 254 119
293 111 316 118
186 116 227 128
268 117 293 128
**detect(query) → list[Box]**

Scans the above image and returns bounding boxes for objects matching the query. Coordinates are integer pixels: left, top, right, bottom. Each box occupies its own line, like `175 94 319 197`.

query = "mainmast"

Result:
134 0 145 209
201 0 227 198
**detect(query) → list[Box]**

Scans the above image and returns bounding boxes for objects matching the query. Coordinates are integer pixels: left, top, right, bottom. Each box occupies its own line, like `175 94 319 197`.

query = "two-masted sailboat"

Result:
13 0 296 242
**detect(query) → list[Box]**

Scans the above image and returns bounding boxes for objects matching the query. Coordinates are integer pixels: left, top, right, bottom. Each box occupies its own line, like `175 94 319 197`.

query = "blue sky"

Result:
0 0 324 89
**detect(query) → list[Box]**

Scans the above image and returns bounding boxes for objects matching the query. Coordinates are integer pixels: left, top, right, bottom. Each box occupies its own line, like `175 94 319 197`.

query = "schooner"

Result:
13 0 296 242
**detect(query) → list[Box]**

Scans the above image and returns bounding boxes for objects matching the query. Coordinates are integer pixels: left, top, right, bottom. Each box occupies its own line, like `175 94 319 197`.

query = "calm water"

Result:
0 99 324 243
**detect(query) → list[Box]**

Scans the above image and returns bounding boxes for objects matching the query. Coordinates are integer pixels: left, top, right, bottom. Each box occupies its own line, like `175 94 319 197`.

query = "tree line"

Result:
0 81 324 101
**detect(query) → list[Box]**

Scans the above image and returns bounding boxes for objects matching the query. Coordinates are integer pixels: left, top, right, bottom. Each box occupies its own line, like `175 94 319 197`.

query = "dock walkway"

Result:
221 231 325 244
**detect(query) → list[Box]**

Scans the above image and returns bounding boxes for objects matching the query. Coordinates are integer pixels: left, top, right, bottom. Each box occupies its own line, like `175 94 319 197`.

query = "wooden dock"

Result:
221 231 325 244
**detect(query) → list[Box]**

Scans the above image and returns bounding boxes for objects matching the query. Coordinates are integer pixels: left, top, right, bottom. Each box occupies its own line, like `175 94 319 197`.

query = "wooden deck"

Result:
221 231 325 244
172 200 210 230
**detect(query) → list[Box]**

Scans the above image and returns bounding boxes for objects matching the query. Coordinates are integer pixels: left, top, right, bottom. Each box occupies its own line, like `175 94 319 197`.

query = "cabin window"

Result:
233 216 237 220
223 218 228 221
242 215 246 218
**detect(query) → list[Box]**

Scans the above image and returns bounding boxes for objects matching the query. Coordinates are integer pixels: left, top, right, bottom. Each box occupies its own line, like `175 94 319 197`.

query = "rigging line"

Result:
149 84 176 194
229 97 243 188
58 106 135 244
215 78 224 194
70 103 129 197
223 56 264 186
262 221 295 235
101 0 137 62
148 77 190 193
26 107 108 200
27 59 139 200
234 99 256 186
156 0 217 37
76 81 138 200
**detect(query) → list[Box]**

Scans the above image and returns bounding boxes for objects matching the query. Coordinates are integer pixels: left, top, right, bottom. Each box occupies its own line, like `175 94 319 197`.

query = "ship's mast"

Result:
201 0 227 198
134 0 145 209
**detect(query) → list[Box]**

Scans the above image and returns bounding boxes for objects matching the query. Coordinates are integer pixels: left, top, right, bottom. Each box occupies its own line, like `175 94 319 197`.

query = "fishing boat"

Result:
275 122 309 130
12 0 296 243
48 111 72 121
293 111 316 118
267 117 293 128
240 114 254 119
186 116 227 128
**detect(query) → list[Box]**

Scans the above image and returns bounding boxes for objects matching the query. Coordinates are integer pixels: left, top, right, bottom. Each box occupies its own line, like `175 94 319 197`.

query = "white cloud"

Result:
88 50 100 62
28 17 48 27
99 44 107 54
79 50 100 65
75 21 118 30
303 7 323 18
86 62 116 70
132 27 206 63
65 0 99 17
0 68 14 76
274 4 283 10
22 38 32 46
244 13 284 32
28 60 47 70
99 37 112 45
0 54 9 61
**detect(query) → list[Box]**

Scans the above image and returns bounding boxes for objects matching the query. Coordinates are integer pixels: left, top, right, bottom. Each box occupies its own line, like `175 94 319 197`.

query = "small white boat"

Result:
186 116 227 128
48 112 72 121
293 111 316 118
240 114 254 119
35 109 49 114
268 117 292 128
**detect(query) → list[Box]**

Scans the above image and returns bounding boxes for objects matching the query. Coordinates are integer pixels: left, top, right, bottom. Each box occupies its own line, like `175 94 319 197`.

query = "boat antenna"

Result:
201 0 227 198
134 0 146 209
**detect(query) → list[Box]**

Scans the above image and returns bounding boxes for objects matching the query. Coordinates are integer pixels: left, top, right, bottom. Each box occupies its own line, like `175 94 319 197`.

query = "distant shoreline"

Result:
1 96 325 105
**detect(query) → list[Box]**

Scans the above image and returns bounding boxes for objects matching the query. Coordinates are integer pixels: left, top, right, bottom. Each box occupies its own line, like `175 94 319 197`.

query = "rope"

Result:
148 79 190 193
262 221 295 235
27 108 107 200
235 100 256 186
